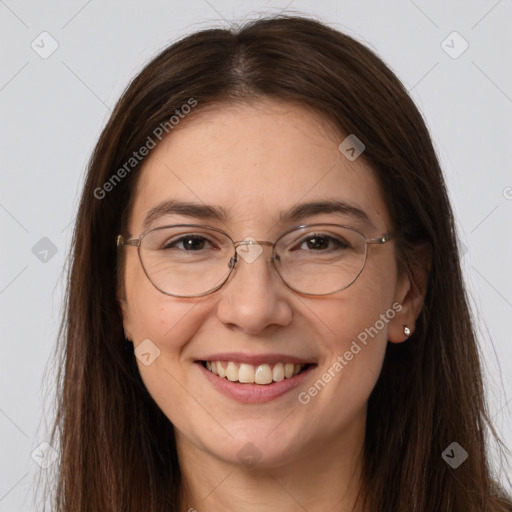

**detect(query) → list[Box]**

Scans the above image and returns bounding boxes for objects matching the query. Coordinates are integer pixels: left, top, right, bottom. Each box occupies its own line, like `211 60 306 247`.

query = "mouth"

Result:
194 352 318 403
195 357 317 403
200 360 313 385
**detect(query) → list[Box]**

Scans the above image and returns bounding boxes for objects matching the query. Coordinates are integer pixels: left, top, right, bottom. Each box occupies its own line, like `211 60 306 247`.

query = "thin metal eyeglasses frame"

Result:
117 223 394 298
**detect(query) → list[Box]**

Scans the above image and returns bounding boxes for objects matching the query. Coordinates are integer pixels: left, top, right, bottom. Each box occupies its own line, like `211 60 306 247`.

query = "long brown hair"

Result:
41 14 511 511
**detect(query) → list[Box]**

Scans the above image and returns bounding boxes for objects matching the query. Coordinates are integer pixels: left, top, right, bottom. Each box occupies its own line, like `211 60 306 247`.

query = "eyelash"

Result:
162 235 216 251
162 234 350 251
293 235 349 251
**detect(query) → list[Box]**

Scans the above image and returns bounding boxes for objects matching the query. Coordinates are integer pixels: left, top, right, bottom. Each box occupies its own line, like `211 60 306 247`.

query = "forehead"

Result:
129 100 392 236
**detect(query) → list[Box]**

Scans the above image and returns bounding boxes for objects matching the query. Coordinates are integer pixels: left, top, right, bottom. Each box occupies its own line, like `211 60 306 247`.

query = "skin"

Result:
119 100 427 512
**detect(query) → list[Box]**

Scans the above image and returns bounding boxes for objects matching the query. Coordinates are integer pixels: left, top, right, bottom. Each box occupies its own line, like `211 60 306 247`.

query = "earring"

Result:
403 326 411 336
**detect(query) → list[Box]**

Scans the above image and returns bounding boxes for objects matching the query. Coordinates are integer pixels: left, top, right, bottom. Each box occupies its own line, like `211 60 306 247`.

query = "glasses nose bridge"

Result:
233 239 274 249
228 239 283 294
232 239 277 262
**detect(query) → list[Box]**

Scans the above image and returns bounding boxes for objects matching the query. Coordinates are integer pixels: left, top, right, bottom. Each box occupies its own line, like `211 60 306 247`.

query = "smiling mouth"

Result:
200 360 313 385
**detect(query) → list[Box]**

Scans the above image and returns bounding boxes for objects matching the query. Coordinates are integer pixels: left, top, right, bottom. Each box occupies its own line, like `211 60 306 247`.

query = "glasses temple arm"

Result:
366 234 394 244
117 235 140 247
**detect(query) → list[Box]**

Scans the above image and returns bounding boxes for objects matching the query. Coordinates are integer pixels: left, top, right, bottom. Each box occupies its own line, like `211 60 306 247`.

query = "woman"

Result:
44 15 511 512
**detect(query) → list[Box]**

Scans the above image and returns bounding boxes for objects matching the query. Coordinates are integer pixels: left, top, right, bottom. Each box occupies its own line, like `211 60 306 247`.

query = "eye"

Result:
162 235 215 251
295 234 350 251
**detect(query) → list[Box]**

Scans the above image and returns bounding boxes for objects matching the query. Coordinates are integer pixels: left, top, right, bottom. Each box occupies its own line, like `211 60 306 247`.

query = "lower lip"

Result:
196 362 316 403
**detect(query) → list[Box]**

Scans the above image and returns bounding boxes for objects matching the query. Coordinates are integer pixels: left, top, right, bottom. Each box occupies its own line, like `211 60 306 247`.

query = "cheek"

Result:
124 252 194 337
123 258 213 431
309 261 397 354
312 286 391 380
298 258 397 421
340 259 398 369
123 253 209 384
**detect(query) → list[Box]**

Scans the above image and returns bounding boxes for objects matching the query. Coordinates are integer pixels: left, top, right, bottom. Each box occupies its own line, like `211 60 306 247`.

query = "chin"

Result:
193 422 309 470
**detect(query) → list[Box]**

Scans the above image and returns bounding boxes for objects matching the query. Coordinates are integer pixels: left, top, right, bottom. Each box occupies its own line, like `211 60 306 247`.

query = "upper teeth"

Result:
205 361 306 384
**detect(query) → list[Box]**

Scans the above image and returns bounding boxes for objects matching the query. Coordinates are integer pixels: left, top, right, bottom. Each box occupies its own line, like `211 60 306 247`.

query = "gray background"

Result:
0 0 511 509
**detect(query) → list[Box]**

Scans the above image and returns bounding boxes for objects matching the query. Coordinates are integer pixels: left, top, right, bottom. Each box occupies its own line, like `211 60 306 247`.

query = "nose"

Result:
216 245 293 334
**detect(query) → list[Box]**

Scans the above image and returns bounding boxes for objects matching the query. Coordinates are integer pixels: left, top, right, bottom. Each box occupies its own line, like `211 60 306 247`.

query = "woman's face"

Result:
120 99 413 469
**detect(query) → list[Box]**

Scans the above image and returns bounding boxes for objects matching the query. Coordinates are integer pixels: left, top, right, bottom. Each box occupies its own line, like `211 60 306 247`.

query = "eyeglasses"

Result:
117 223 393 298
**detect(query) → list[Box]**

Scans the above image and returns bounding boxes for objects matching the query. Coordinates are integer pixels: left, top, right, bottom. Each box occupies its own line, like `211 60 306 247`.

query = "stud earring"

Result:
403 326 411 336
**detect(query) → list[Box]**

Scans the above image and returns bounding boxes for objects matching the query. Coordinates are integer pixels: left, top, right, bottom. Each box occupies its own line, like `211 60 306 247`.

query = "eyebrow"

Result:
142 199 374 230
143 200 229 230
280 199 374 227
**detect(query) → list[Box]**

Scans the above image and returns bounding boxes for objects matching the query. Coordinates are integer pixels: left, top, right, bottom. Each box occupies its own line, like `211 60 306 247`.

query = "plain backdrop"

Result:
0 0 511 509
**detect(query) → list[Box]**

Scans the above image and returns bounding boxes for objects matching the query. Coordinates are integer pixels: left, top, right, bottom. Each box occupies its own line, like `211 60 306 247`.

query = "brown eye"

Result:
295 234 349 251
163 235 213 251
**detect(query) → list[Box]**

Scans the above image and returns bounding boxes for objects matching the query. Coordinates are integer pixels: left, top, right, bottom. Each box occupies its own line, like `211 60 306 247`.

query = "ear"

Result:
388 243 431 343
